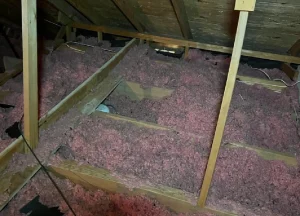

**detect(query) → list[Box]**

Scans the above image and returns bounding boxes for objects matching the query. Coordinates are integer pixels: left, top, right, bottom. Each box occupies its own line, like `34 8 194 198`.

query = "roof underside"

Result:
0 0 300 55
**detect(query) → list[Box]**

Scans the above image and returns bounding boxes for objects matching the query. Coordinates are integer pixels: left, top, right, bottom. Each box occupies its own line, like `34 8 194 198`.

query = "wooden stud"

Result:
97 31 103 43
171 0 193 39
235 0 256 11
22 0 38 150
111 0 145 32
71 22 300 64
66 25 71 41
198 11 250 207
184 46 189 59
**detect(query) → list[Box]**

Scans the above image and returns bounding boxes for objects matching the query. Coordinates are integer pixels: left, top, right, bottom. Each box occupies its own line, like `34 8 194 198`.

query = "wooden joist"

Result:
112 0 145 32
71 22 300 64
48 161 235 216
48 0 91 24
170 0 193 39
0 62 23 86
22 0 39 150
198 11 250 207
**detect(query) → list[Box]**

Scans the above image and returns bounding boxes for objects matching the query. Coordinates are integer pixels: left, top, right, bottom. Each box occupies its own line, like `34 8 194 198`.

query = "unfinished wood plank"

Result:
112 0 144 32
49 161 235 216
0 39 137 174
22 0 38 150
39 38 137 129
281 63 298 81
227 143 298 167
66 25 72 41
235 0 256 11
0 166 40 211
288 39 300 56
114 80 174 101
236 75 286 92
198 11 250 207
79 76 122 115
184 46 189 59
48 0 91 23
171 0 192 39
71 22 300 64
97 31 103 42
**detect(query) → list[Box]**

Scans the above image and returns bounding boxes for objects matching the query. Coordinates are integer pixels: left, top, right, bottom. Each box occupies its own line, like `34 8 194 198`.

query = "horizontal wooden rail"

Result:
72 22 300 64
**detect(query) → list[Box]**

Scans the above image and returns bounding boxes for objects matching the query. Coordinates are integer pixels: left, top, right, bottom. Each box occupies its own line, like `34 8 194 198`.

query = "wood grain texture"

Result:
22 0 38 150
171 0 193 39
112 0 145 32
72 22 300 64
198 11 249 207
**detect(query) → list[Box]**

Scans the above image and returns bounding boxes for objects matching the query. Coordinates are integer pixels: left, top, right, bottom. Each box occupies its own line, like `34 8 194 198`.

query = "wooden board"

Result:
170 0 192 39
198 11 249 207
114 80 174 101
0 63 23 86
72 22 300 64
48 160 235 216
22 0 39 150
0 39 137 173
235 0 257 11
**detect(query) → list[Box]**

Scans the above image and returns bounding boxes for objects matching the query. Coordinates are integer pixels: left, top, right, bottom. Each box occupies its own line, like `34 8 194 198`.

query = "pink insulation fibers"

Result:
110 44 299 154
0 37 115 151
207 148 300 216
0 171 215 216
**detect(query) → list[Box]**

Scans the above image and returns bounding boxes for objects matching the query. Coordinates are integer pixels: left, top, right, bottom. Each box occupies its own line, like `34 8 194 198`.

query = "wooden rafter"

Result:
48 0 91 24
170 0 192 39
111 0 145 32
71 22 300 64
198 0 256 206
22 0 38 150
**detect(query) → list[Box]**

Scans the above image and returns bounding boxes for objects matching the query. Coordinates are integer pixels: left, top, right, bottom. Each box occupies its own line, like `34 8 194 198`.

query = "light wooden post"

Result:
22 0 38 151
198 0 256 207
97 31 103 43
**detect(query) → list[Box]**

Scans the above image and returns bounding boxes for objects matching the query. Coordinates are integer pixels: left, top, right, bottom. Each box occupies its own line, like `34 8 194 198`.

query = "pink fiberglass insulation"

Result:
0 171 214 216
3 108 208 194
0 38 115 151
207 147 300 216
109 44 299 154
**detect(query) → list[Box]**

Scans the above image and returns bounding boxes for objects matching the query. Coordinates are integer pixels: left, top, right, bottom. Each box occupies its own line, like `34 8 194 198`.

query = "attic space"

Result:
0 0 300 216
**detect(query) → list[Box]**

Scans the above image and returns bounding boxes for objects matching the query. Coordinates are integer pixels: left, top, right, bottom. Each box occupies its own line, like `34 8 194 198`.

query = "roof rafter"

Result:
111 0 145 32
170 0 193 39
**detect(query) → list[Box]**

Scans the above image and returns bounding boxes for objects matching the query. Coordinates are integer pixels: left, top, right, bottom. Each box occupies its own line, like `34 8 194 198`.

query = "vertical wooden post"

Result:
22 0 38 151
198 11 250 207
184 46 189 59
66 25 71 41
97 31 103 43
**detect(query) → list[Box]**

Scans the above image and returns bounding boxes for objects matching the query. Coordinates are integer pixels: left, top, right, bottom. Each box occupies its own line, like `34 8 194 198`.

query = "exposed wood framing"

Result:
66 25 72 41
198 11 250 207
0 166 40 211
97 31 103 42
48 0 91 23
235 0 257 11
0 39 137 170
112 0 145 32
48 161 235 216
170 0 192 39
184 46 189 59
281 63 298 81
288 39 300 56
71 22 300 64
22 0 38 150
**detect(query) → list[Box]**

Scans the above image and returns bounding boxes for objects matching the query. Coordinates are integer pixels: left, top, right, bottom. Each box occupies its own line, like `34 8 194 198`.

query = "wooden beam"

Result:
288 39 300 56
22 0 38 150
111 0 145 32
235 0 256 11
0 39 137 173
198 11 250 207
48 0 91 23
97 31 103 42
281 63 298 81
71 22 300 64
66 25 72 41
49 161 235 216
0 62 23 86
170 0 193 39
